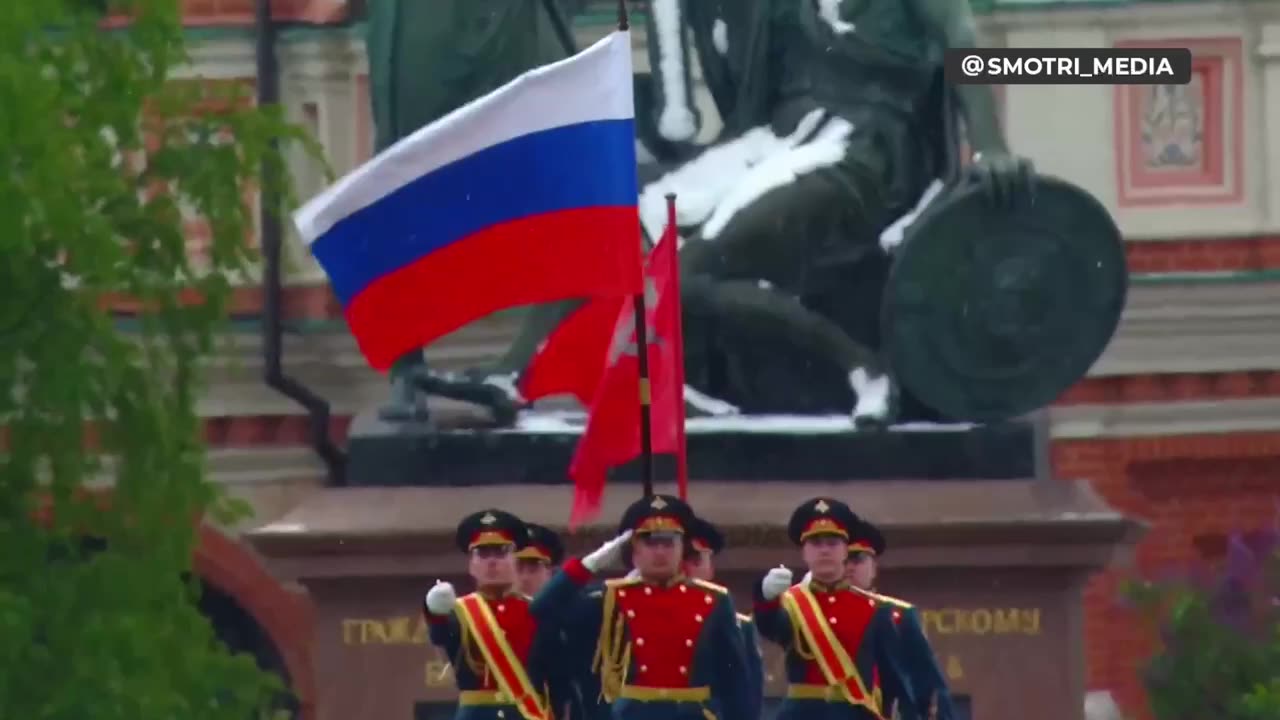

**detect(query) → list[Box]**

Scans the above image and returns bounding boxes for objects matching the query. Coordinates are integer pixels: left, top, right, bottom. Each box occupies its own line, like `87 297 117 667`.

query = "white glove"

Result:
761 566 793 601
801 571 813 587
424 580 457 615
583 530 633 573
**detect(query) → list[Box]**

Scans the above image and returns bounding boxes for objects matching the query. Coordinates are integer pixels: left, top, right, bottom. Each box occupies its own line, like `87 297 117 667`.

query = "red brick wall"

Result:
1063 371 1280 405
181 0 350 25
1052 432 1280 719
1126 235 1280 272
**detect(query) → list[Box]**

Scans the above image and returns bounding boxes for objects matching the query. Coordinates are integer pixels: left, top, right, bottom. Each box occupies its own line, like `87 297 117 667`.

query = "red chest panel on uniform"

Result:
613 581 716 687
797 588 878 685
472 593 536 689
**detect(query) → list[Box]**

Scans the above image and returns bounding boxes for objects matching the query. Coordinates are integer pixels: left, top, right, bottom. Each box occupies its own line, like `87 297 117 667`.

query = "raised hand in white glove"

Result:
424 580 457 615
761 566 793 601
582 530 634 573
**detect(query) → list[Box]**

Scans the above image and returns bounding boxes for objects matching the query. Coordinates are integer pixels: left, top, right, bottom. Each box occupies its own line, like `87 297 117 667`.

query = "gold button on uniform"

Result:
685 639 693 647
636 638 645 646
829 617 838 624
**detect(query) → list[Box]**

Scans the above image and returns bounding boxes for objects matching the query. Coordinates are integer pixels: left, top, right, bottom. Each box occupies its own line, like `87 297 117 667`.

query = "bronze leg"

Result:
678 164 897 425
381 349 431 421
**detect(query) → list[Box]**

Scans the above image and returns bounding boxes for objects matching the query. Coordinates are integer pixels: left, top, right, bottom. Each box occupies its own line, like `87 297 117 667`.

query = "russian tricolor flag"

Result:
294 31 643 371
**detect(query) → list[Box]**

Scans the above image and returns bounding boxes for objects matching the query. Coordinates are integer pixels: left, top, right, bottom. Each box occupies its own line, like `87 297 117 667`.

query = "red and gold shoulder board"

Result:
691 578 729 595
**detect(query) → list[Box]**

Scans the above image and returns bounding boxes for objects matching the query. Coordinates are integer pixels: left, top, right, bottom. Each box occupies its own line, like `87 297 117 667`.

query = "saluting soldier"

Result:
423 509 556 720
684 515 765 720
754 498 919 720
532 494 751 720
846 518 954 720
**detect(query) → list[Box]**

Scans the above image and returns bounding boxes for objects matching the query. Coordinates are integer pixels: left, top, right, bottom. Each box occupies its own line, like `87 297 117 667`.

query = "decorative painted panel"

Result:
1113 37 1244 207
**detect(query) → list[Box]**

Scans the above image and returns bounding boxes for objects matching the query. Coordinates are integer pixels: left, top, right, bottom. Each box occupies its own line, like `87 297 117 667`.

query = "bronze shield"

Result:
881 176 1128 422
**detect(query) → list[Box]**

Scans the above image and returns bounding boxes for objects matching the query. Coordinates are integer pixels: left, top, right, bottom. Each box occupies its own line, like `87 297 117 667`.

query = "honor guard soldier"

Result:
516 523 591 720
846 518 954 720
423 510 555 720
754 498 919 720
532 494 751 720
517 524 565 596
685 515 764 720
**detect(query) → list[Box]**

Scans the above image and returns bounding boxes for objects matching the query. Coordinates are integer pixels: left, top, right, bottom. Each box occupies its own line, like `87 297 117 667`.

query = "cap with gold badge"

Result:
687 515 725 554
515 523 565 565
848 517 887 557
618 494 694 539
453 509 528 553
786 497 860 546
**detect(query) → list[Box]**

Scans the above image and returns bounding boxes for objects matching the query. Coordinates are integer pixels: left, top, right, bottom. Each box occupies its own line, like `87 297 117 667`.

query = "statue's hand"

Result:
966 151 1035 209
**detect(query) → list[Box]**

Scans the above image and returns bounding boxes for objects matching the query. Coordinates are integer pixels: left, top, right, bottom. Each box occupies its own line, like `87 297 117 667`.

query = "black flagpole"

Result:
617 0 630 31
633 288 655 500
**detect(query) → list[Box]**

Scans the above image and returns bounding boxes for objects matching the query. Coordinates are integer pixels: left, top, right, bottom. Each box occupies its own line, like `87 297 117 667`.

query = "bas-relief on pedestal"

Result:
248 2 1143 718
249 458 1142 720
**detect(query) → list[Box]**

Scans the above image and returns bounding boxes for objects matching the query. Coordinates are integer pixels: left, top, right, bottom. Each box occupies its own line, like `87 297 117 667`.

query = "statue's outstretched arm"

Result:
910 0 1034 204
646 0 701 143
909 0 1007 156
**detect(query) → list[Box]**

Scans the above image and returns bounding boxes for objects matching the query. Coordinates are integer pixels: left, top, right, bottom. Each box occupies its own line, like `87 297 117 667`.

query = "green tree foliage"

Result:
1127 531 1280 720
0 1 311 718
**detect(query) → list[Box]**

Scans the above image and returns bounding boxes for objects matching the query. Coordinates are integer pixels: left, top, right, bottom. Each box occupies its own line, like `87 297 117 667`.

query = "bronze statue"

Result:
366 0 1126 429
634 0 1057 428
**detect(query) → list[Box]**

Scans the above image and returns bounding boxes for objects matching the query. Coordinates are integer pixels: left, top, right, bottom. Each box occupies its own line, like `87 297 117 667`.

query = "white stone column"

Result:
278 34 363 284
